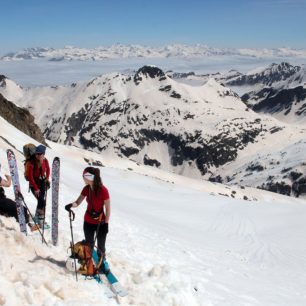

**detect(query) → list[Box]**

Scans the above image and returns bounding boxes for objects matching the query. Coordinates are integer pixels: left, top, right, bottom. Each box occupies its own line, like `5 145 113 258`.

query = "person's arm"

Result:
72 194 85 208
65 194 85 212
45 159 50 180
0 175 11 187
104 199 110 223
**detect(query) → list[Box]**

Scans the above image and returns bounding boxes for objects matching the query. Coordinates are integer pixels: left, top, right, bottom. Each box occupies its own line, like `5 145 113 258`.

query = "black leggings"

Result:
30 180 47 213
0 197 29 223
83 221 108 256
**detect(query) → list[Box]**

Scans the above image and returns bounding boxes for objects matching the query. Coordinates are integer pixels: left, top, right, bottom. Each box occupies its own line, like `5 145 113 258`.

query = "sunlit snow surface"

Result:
0 114 306 305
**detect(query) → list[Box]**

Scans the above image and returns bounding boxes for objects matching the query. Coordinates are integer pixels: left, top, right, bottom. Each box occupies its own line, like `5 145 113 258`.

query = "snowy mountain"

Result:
2 66 306 197
2 45 306 61
0 66 279 175
171 62 306 124
167 63 306 195
242 85 306 123
234 63 306 124
172 62 306 92
1 99 306 306
225 62 302 87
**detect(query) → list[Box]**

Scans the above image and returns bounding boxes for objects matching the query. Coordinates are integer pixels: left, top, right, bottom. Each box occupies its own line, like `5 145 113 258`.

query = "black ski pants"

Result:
83 221 108 256
30 179 47 214
0 197 29 223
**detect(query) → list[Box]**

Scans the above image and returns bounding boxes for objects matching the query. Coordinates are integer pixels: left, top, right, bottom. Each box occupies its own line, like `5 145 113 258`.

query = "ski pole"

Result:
42 180 48 243
93 220 102 251
18 192 48 246
68 209 78 281
93 218 105 270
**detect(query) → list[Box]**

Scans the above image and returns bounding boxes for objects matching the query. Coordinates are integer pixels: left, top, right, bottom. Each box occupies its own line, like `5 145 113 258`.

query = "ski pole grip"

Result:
69 209 75 221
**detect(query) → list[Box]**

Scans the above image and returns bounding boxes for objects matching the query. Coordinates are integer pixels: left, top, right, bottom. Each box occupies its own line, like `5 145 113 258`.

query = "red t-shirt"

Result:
28 159 50 191
81 185 110 224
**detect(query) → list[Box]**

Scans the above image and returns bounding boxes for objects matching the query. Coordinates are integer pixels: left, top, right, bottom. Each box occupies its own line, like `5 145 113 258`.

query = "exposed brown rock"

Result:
0 93 46 145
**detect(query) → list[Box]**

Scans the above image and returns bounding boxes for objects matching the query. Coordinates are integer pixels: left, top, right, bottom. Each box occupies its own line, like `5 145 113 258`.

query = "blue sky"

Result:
1 0 306 54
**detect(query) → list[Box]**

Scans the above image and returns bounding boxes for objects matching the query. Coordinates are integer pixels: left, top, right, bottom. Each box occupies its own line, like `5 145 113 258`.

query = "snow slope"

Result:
1 113 306 305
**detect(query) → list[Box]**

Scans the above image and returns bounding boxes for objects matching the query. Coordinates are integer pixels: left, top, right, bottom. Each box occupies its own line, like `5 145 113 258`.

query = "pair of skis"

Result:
7 149 60 246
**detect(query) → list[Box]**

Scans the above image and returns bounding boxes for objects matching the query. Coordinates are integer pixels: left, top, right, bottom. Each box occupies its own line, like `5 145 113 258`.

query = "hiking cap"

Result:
35 145 46 154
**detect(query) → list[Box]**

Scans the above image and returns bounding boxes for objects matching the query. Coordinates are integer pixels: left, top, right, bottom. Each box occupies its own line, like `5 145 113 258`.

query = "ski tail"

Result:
6 149 27 234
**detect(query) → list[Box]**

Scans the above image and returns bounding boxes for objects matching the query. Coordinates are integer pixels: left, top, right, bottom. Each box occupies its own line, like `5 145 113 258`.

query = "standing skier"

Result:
28 144 50 227
66 167 110 260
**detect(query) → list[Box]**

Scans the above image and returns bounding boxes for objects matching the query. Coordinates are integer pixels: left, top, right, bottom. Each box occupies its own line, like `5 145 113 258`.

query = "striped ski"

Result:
51 157 60 246
6 149 27 234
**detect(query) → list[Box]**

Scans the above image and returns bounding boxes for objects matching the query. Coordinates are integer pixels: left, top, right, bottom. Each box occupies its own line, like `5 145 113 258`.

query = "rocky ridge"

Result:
0 92 46 145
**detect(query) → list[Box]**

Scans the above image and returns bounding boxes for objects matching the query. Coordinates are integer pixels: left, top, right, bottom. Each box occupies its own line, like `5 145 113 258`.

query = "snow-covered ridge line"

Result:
2 44 306 61
2 65 306 198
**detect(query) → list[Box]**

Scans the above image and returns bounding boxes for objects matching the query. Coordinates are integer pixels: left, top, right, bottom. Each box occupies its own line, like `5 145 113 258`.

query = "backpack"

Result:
70 240 99 276
23 143 36 181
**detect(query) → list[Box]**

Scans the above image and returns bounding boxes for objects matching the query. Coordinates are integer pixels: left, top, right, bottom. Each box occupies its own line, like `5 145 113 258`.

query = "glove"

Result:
45 180 51 190
65 203 73 212
100 222 109 234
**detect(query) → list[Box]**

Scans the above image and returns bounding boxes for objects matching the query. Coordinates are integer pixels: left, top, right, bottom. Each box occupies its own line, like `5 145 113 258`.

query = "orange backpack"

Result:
71 240 99 276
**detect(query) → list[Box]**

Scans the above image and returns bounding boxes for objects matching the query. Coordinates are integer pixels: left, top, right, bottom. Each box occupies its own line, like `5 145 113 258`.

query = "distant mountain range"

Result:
171 62 306 123
1 62 306 197
1 44 306 61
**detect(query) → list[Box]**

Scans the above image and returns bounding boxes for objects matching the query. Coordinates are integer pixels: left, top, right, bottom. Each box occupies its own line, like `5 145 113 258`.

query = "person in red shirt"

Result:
28 144 50 227
66 167 111 259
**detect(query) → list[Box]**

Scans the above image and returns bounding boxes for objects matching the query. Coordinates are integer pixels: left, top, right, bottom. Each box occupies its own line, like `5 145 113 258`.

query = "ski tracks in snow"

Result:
202 199 306 306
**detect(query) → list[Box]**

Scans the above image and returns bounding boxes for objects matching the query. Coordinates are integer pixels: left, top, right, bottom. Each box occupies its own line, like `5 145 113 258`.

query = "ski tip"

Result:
112 282 128 297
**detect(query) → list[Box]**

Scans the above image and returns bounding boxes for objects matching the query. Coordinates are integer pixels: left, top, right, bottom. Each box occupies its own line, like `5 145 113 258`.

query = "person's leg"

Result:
83 221 97 250
97 223 108 256
31 182 46 225
97 223 109 273
30 186 40 219
37 181 46 213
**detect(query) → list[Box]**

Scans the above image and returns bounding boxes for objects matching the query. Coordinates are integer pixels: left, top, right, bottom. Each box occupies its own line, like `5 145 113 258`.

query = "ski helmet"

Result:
65 257 80 272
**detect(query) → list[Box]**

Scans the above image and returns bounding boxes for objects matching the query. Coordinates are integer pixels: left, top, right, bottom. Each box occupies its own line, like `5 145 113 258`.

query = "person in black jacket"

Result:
0 172 29 223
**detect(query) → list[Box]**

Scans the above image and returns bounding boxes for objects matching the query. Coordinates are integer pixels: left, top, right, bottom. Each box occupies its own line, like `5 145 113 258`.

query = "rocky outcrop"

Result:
134 66 167 85
242 86 306 116
226 62 301 87
0 94 46 145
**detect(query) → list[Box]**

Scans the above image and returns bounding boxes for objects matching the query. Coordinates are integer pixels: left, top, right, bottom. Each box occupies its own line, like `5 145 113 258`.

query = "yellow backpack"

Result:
71 241 100 276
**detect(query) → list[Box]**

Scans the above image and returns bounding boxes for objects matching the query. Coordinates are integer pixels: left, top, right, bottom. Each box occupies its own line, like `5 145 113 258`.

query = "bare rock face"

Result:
0 93 46 145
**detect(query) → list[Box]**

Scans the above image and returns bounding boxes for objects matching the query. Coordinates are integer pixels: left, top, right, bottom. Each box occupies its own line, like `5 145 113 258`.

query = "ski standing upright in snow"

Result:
6 149 27 234
51 157 60 246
